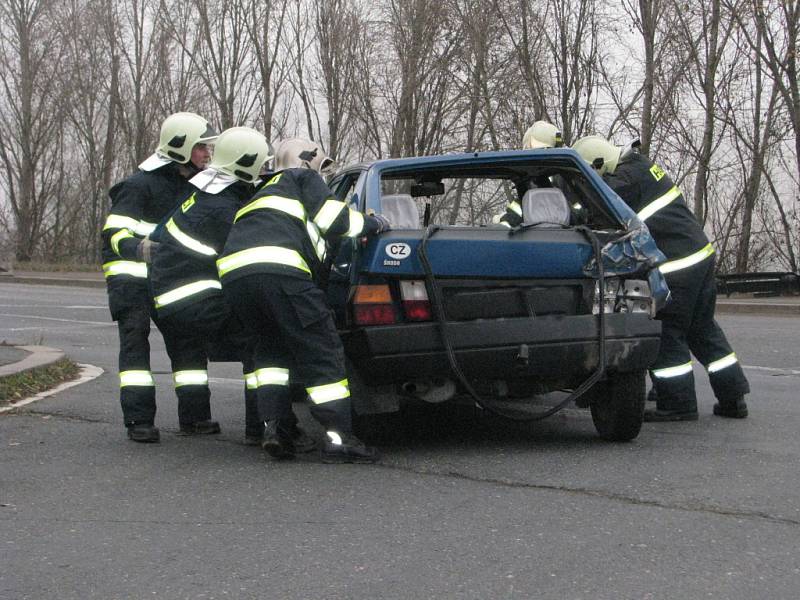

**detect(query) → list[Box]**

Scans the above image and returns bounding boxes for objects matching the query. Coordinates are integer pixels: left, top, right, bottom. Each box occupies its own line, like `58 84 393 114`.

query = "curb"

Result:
0 274 104 289
716 301 800 316
0 345 65 379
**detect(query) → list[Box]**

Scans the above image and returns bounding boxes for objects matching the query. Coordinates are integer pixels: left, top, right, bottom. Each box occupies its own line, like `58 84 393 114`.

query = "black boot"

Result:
713 396 748 418
178 419 221 435
261 420 295 459
643 408 698 422
127 423 160 443
321 431 379 464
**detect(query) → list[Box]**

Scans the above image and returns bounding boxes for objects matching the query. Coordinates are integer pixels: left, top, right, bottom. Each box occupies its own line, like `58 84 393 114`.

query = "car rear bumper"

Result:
342 313 661 385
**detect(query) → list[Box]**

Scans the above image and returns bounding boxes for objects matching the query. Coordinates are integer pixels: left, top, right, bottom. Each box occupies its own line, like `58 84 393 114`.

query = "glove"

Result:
136 237 160 263
372 213 391 234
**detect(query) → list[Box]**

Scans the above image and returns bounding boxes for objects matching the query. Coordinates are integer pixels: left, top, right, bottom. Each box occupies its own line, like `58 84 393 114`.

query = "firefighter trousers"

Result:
116 303 157 426
651 255 750 412
158 296 258 431
223 273 353 435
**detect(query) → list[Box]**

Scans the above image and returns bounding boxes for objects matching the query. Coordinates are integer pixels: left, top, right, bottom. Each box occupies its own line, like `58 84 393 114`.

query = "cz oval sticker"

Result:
385 243 411 260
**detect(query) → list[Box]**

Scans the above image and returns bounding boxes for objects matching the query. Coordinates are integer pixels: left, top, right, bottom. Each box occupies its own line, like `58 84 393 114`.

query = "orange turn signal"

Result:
353 284 392 304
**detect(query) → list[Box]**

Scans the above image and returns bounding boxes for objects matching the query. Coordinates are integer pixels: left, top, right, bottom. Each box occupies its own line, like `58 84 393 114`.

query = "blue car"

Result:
322 149 668 441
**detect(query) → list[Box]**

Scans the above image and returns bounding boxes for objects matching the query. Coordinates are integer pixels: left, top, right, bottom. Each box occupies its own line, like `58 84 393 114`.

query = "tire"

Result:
589 370 646 442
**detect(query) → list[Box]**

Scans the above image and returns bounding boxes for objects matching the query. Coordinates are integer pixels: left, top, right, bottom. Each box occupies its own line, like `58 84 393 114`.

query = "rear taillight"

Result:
352 284 396 325
399 280 432 321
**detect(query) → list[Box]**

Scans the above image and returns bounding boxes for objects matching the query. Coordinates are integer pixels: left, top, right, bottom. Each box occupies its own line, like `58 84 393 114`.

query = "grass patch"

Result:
0 358 81 405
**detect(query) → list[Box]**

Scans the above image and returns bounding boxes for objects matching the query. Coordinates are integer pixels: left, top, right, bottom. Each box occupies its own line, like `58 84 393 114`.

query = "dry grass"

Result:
0 358 81 404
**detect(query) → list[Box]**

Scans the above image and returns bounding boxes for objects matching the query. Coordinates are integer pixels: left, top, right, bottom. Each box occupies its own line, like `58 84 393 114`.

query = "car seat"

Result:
381 194 420 229
521 188 571 227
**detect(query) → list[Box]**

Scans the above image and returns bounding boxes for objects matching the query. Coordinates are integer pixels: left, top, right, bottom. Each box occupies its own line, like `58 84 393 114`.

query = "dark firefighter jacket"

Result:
150 177 256 317
101 161 193 315
218 168 382 285
604 153 711 269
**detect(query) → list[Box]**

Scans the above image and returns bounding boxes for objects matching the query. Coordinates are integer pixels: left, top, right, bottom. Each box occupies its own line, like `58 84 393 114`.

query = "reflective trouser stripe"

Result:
652 361 693 379
154 280 222 308
255 367 289 387
659 243 715 274
103 214 140 231
166 218 217 256
173 370 209 387
637 186 682 221
307 379 350 404
120 370 155 387
235 195 306 222
110 229 135 255
314 198 346 233
346 210 365 237
508 201 522 216
707 353 738 373
217 246 311 277
103 260 148 278
245 372 258 389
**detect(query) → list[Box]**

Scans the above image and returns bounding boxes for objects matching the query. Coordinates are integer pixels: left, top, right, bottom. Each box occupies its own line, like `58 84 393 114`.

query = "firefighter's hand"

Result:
136 238 160 263
372 213 391 234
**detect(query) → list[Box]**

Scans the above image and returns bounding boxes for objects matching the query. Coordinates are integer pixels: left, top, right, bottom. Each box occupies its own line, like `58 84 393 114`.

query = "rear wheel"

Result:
589 370 645 441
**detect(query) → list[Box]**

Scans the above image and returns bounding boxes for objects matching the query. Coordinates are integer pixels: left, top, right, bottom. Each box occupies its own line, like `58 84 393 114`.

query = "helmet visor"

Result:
197 124 219 144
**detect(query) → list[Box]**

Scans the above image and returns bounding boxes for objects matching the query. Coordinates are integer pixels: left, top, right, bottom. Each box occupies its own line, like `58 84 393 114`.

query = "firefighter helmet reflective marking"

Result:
652 361 693 379
572 135 622 176
522 121 562 149
273 138 335 173
209 127 272 182
156 112 218 164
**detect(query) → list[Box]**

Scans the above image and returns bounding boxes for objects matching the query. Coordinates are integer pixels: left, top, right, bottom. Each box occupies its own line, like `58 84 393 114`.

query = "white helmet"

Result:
273 138 335 173
208 127 272 182
522 121 562 149
156 112 218 164
572 134 622 176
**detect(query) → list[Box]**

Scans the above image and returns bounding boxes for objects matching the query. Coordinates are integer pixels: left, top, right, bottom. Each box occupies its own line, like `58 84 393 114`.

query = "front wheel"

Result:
589 371 646 442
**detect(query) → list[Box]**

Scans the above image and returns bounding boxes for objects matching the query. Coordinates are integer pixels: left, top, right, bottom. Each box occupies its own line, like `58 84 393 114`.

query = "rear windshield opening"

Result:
378 159 618 230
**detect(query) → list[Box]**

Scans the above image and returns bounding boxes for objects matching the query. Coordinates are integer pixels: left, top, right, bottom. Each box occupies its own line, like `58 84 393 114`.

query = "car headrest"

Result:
522 188 570 227
380 194 420 229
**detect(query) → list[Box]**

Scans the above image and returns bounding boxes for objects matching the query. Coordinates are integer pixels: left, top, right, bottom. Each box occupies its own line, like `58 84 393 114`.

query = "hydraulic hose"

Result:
417 224 607 422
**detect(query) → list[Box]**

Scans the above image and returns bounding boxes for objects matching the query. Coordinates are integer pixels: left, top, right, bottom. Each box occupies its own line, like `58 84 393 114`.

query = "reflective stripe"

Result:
498 221 512 228
135 221 157 236
110 229 134 255
217 246 311 277
314 198 346 232
166 218 217 256
103 214 139 231
103 260 147 278
659 243 715 274
306 221 326 261
307 379 350 404
235 195 306 222
346 210 365 237
154 280 222 308
173 370 209 387
255 367 290 387
245 372 258 389
708 353 738 373
508 201 522 217
326 431 343 445
637 186 682 221
652 361 693 379
119 370 154 387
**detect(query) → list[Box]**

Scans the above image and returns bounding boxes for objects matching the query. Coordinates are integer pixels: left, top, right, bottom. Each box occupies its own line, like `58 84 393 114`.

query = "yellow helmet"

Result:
208 127 272 182
273 138 335 173
572 134 622 175
156 112 218 164
522 121 562 149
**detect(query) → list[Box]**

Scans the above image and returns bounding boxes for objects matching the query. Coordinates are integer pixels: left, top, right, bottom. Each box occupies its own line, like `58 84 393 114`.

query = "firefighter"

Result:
572 134 750 421
149 126 303 445
496 121 566 228
102 112 218 443
217 138 390 463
